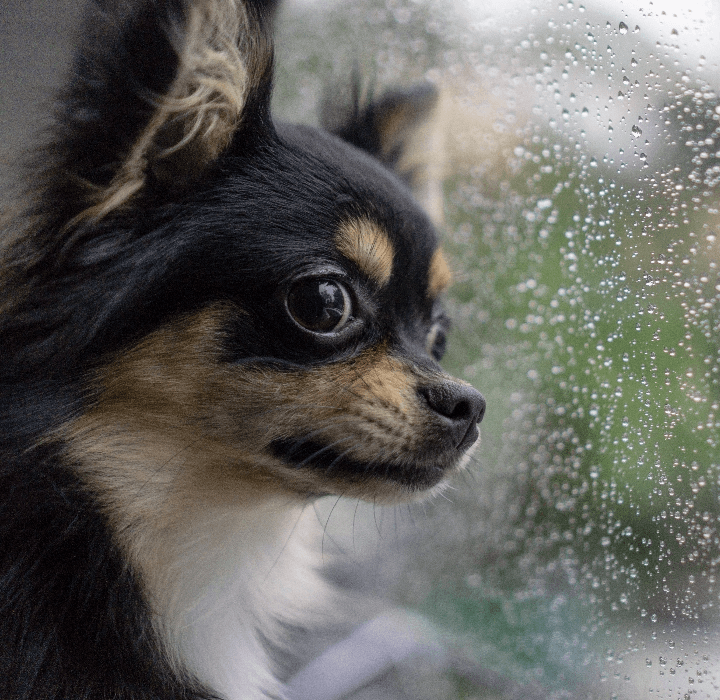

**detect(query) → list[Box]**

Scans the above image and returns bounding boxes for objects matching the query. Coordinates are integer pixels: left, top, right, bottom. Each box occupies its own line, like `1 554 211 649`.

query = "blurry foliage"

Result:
423 586 591 690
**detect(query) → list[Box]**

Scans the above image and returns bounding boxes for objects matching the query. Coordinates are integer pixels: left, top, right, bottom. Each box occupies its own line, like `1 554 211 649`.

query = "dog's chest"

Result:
144 501 325 700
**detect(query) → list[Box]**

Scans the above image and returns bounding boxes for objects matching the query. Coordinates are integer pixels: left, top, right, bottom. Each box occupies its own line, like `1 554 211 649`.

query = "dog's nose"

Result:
419 382 486 451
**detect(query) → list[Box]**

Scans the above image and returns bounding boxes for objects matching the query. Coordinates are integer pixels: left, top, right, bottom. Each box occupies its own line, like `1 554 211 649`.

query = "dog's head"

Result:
6 0 484 503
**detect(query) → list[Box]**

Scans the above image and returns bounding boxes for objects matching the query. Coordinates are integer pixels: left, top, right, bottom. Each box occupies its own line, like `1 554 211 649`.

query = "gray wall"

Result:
0 0 83 193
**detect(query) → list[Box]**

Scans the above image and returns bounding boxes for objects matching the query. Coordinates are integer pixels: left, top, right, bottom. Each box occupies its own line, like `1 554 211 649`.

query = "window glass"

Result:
274 1 720 697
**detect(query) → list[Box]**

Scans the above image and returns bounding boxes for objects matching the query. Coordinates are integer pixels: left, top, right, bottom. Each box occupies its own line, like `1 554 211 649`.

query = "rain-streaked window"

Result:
2 1 719 698
274 1 720 697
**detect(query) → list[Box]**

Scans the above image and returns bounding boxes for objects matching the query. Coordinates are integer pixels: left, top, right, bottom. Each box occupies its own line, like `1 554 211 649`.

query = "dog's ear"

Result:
43 0 275 229
321 80 446 224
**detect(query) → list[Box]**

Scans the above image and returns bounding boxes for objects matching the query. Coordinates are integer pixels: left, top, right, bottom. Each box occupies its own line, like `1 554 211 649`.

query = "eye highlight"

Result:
286 277 352 334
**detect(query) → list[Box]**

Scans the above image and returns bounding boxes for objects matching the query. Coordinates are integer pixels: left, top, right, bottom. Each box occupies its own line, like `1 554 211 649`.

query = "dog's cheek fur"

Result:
66 305 460 508
57 304 439 697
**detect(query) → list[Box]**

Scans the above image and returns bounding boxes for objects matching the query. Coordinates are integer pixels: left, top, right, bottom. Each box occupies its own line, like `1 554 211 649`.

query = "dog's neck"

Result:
67 421 326 700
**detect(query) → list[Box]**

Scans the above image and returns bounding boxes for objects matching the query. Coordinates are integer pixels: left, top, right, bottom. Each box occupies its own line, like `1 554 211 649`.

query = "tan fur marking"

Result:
335 218 394 287
65 304 462 518
428 247 452 298
70 0 270 227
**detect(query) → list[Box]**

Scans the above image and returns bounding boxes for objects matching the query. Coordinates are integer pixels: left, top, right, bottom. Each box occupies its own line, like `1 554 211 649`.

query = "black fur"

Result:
0 444 216 700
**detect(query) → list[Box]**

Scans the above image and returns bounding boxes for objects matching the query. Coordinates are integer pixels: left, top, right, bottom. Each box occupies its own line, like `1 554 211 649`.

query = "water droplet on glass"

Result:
619 22 628 34
631 124 642 137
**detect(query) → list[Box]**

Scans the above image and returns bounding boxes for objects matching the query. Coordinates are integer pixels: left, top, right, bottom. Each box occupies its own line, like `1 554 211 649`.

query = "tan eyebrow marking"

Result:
428 247 452 298
335 218 394 287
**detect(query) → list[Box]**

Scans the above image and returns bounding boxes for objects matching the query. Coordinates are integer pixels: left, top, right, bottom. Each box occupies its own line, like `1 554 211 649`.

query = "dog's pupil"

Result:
287 278 347 332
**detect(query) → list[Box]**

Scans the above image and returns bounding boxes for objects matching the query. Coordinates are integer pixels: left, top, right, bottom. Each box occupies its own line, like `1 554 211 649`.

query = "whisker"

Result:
352 498 362 554
405 502 417 530
263 497 313 583
284 435 356 469
372 498 382 538
132 434 208 498
321 495 345 564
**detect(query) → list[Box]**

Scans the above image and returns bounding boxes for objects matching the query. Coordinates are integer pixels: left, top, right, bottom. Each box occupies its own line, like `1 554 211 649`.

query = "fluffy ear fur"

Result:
36 0 275 235
320 78 446 223
0 0 277 379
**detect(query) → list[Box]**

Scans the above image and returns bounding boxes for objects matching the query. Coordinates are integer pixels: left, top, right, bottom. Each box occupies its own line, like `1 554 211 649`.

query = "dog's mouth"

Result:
269 438 456 491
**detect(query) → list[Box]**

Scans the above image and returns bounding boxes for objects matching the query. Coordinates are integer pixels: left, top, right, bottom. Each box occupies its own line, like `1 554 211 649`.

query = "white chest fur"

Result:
150 501 324 700
67 421 327 700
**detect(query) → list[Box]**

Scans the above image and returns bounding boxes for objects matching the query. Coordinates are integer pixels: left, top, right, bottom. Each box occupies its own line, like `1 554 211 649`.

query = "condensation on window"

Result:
275 1 720 697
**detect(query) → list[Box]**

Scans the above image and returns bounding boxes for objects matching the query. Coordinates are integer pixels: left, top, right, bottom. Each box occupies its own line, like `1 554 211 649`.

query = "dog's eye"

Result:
427 319 449 361
286 278 352 334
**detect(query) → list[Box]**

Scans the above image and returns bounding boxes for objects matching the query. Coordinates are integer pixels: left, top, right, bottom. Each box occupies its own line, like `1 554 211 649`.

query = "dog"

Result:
0 1 485 698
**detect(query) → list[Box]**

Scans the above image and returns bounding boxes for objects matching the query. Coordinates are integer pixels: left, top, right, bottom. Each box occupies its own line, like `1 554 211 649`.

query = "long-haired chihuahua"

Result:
0 1 485 698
